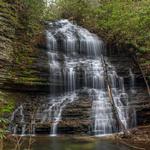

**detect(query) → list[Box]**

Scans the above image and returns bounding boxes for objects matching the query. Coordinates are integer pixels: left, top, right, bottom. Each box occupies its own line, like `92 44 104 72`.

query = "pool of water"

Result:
4 136 131 150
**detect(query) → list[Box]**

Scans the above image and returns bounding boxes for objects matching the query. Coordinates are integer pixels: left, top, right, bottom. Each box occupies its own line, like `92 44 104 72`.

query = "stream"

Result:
4 136 132 150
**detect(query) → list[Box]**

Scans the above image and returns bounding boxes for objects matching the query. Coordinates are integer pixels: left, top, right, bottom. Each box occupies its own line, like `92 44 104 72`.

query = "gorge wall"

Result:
0 1 150 136
0 0 49 92
8 20 150 136
0 0 16 86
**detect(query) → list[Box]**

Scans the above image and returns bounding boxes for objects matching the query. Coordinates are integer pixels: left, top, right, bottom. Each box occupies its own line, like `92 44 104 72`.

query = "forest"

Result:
0 0 150 150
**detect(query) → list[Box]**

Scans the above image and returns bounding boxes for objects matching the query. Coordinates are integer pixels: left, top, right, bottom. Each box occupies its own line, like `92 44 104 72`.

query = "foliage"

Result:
55 0 90 22
95 0 150 51
0 92 14 139
48 0 150 52
20 0 46 36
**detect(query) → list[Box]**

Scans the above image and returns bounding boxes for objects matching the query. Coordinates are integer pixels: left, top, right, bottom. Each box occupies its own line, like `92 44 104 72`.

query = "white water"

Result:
40 92 77 136
10 105 26 136
129 69 136 94
46 20 136 135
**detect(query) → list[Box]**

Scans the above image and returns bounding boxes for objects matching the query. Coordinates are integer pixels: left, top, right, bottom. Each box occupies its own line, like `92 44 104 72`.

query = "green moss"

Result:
0 2 18 25
0 92 15 115
138 47 150 53
141 60 150 66
0 91 15 139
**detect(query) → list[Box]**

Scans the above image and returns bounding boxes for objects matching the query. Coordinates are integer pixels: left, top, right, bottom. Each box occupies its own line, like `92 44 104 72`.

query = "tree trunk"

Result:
0 139 3 150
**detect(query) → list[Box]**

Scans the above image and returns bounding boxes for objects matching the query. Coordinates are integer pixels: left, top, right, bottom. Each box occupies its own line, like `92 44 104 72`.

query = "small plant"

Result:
0 92 14 150
11 135 24 150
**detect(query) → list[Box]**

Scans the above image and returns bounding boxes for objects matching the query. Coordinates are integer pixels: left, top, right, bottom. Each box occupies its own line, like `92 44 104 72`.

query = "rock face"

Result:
0 1 49 92
59 97 92 134
0 1 16 86
0 1 51 136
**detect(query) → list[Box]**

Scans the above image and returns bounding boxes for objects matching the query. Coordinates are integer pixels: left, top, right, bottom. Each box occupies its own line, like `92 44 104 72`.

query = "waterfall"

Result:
39 92 77 136
129 69 136 94
10 105 26 136
10 19 136 136
46 20 136 136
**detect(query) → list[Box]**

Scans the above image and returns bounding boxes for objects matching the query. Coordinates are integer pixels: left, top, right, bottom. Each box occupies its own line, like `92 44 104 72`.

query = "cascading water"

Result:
10 19 136 136
45 20 136 136
10 105 26 136
129 68 136 94
40 92 77 136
